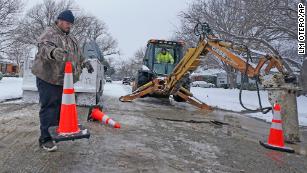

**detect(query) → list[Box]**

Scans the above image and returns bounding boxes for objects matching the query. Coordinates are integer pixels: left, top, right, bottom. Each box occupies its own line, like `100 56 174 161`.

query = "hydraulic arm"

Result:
119 23 293 112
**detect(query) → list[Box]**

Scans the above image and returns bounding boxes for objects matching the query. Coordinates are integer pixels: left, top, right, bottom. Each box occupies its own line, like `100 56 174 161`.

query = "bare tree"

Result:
129 47 145 76
133 47 145 62
96 35 119 57
13 0 76 46
0 0 22 54
6 42 31 75
178 0 300 54
175 0 302 88
115 60 133 78
13 0 118 56
74 15 119 56
115 47 145 78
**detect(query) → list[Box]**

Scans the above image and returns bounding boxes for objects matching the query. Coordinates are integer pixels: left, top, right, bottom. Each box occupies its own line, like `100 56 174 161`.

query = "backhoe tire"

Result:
173 95 184 102
137 73 150 88
133 71 153 97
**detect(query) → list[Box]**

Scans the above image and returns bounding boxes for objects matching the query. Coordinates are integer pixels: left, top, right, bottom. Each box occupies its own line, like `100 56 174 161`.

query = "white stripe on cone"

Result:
102 115 109 123
62 93 76 105
271 106 282 130
273 111 281 121
108 119 116 126
271 123 282 130
63 73 74 89
101 114 118 127
62 72 75 105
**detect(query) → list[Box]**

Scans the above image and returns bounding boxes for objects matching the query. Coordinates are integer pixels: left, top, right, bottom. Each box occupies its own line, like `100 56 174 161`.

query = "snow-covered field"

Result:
191 87 307 126
1 77 306 126
0 77 23 102
103 81 132 97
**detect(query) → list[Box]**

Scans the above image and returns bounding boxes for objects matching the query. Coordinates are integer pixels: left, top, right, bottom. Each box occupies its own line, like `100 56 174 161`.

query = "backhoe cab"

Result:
133 39 185 91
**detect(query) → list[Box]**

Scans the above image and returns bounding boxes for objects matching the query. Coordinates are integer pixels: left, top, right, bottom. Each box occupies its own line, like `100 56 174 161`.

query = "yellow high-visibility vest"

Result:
156 52 174 64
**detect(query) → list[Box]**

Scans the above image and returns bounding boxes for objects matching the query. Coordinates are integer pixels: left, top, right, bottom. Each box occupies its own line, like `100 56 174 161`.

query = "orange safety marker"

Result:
48 61 90 142
259 103 294 153
57 61 80 133
88 105 121 128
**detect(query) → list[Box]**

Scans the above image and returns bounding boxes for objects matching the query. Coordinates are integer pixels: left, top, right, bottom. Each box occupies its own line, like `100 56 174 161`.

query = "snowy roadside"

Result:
1 77 306 126
0 77 23 102
103 81 307 126
103 81 132 98
191 87 307 126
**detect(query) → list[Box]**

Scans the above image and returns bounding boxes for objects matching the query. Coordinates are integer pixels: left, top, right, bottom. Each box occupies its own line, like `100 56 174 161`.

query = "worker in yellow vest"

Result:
156 48 174 64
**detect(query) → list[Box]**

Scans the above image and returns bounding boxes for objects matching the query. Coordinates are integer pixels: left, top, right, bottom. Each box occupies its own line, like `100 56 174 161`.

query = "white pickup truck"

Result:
22 41 106 106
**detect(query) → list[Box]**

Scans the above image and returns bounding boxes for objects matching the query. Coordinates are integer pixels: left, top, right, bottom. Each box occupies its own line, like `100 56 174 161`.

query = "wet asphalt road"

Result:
0 83 307 173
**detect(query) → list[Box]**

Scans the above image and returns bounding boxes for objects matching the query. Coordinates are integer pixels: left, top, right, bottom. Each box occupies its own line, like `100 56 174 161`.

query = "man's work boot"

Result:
39 140 57 152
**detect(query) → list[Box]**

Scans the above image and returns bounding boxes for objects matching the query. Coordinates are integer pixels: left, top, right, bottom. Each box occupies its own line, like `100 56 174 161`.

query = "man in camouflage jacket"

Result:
32 10 93 152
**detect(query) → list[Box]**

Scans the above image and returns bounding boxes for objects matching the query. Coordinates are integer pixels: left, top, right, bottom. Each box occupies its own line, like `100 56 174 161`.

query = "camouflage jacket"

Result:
31 24 85 86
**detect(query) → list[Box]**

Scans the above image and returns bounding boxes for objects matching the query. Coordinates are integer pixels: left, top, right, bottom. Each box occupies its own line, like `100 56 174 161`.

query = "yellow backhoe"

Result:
119 23 297 113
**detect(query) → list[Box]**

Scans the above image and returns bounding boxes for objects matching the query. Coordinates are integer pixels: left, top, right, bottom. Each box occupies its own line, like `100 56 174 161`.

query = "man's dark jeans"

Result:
36 77 63 143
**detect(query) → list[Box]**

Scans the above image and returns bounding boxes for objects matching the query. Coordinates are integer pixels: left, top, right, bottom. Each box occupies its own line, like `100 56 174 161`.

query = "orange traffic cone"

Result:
88 105 121 128
48 61 90 142
57 61 80 134
259 103 294 153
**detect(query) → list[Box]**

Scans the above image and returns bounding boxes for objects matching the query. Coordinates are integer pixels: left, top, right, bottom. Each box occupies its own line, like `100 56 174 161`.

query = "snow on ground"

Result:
0 77 23 102
102 81 307 126
1 78 306 126
103 82 307 126
103 81 131 98
191 87 307 126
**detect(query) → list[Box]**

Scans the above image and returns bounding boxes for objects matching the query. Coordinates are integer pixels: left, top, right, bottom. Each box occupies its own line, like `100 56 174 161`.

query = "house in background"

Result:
191 67 257 89
216 72 228 88
191 68 225 86
216 72 256 89
0 58 19 75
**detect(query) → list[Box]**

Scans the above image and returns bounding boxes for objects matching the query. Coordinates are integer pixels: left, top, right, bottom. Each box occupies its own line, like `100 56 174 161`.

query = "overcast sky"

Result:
24 0 190 60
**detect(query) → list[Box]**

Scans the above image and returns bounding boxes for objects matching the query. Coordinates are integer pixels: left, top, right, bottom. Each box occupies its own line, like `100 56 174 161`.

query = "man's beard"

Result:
61 28 70 34
59 26 70 34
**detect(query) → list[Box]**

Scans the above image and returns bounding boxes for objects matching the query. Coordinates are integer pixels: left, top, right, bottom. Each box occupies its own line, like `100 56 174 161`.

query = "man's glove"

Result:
83 60 94 73
51 48 67 61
